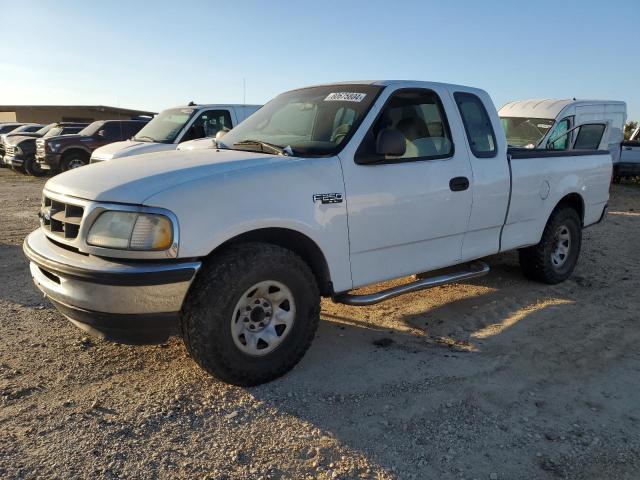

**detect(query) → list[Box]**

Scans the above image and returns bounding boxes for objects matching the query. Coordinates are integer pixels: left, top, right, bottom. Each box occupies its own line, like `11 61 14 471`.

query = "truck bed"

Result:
507 147 610 159
500 148 611 252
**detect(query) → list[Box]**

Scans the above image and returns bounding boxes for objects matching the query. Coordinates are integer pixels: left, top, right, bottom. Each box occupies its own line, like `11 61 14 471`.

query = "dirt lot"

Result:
0 168 638 480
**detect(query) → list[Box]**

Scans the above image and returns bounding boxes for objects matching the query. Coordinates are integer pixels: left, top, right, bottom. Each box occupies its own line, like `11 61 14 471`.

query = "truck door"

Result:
340 86 473 288
621 139 640 163
452 91 510 259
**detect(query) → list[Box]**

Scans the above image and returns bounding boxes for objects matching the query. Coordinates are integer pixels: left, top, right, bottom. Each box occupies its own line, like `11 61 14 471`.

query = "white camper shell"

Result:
499 99 627 163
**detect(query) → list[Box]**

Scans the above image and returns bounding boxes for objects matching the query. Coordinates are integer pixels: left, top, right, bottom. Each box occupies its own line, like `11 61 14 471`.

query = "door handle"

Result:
624 146 632 150
449 176 469 192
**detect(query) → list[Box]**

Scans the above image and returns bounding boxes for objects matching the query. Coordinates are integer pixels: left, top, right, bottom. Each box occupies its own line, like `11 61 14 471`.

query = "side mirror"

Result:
97 130 105 138
376 128 406 156
215 128 229 140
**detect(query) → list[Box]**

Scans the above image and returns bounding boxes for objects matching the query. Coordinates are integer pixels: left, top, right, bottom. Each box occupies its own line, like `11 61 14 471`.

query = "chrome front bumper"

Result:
24 229 201 343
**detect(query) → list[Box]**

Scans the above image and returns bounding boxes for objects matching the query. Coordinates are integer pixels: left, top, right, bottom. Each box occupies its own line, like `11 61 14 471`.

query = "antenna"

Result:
243 78 246 106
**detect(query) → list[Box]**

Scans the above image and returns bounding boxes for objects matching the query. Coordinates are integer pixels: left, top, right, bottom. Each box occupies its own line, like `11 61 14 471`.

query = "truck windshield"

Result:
220 85 383 157
501 117 555 148
44 127 64 138
36 124 54 135
78 121 104 137
133 108 196 144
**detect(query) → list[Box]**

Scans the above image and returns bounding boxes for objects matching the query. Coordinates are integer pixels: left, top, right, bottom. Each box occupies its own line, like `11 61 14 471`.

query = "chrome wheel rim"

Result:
231 280 296 356
551 225 571 267
67 158 85 169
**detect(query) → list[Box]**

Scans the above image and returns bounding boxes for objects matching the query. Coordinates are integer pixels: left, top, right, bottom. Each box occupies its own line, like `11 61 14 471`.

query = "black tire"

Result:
181 242 320 386
519 207 582 285
61 152 89 171
23 155 47 177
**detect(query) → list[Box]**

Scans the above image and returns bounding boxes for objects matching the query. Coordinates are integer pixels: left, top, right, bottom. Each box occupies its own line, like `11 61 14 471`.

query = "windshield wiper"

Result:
234 139 292 156
134 135 156 142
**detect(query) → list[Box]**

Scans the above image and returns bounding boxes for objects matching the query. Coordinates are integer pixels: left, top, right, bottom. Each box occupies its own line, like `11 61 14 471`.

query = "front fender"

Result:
143 156 353 292
60 145 91 156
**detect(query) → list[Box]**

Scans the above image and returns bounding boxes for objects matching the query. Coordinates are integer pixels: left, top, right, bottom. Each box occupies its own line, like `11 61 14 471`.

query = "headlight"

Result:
15 146 22 155
87 211 173 251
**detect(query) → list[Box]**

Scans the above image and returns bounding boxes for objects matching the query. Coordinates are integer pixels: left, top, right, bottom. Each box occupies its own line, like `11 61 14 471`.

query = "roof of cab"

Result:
287 80 487 94
499 98 627 119
173 104 262 109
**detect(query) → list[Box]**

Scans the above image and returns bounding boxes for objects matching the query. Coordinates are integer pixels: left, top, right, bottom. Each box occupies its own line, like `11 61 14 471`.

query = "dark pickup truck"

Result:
4 123 88 176
36 120 148 172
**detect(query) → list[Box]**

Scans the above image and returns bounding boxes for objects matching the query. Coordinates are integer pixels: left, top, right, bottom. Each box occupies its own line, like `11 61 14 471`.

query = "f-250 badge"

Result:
312 193 343 204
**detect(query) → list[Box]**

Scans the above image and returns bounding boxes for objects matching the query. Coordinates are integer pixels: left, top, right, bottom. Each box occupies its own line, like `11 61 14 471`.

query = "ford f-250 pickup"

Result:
23 81 611 386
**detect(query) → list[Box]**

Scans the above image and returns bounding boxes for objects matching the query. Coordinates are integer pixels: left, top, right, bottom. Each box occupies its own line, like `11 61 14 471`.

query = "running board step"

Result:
333 261 490 306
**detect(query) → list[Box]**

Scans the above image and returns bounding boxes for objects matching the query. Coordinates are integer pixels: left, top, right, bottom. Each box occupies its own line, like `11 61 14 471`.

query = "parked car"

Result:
4 123 88 175
0 122 25 134
615 126 640 180
0 124 44 164
24 80 611 386
90 104 261 163
36 119 148 173
499 99 626 162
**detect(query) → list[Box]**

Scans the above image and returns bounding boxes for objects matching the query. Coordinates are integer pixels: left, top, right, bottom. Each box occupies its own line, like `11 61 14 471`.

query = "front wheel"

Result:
23 156 47 177
181 242 320 386
519 207 582 284
61 153 89 171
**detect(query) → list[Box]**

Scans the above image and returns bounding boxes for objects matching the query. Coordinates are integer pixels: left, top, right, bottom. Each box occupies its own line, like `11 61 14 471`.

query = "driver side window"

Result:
356 89 453 163
102 122 124 141
547 117 572 150
181 110 232 142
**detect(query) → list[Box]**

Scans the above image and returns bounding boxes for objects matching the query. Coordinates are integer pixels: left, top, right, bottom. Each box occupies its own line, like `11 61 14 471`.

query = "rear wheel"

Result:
519 207 582 284
61 152 89 171
181 242 320 386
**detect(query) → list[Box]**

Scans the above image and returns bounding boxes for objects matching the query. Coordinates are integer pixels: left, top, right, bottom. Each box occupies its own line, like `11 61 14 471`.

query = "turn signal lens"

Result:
87 211 173 251
129 214 173 250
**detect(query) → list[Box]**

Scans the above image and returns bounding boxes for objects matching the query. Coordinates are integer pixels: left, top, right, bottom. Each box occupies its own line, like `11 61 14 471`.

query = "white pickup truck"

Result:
89 103 261 163
24 81 611 386
615 126 640 180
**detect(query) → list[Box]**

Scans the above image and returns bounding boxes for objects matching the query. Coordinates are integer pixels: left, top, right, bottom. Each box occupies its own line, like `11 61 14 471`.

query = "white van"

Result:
499 99 627 162
90 103 261 163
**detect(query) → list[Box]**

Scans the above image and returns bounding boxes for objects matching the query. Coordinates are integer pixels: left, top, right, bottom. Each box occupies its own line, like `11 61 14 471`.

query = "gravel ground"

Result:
0 168 639 480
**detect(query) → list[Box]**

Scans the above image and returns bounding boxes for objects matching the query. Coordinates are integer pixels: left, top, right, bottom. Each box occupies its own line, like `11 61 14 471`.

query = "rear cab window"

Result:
574 124 606 150
454 92 497 158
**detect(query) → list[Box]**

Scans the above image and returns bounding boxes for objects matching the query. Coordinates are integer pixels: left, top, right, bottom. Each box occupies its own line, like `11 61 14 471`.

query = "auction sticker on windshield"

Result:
324 92 367 102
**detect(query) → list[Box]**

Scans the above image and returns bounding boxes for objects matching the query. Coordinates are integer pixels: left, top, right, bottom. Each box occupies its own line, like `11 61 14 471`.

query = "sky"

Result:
1 0 638 120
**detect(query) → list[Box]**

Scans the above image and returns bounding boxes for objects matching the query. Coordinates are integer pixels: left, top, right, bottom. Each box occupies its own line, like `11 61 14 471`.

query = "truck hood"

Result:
4 132 42 141
45 148 285 204
42 134 84 143
9 136 37 147
93 140 172 160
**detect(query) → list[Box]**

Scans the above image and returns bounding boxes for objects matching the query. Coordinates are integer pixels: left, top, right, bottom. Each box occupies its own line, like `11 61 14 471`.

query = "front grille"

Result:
5 145 15 157
36 140 45 158
41 195 85 240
